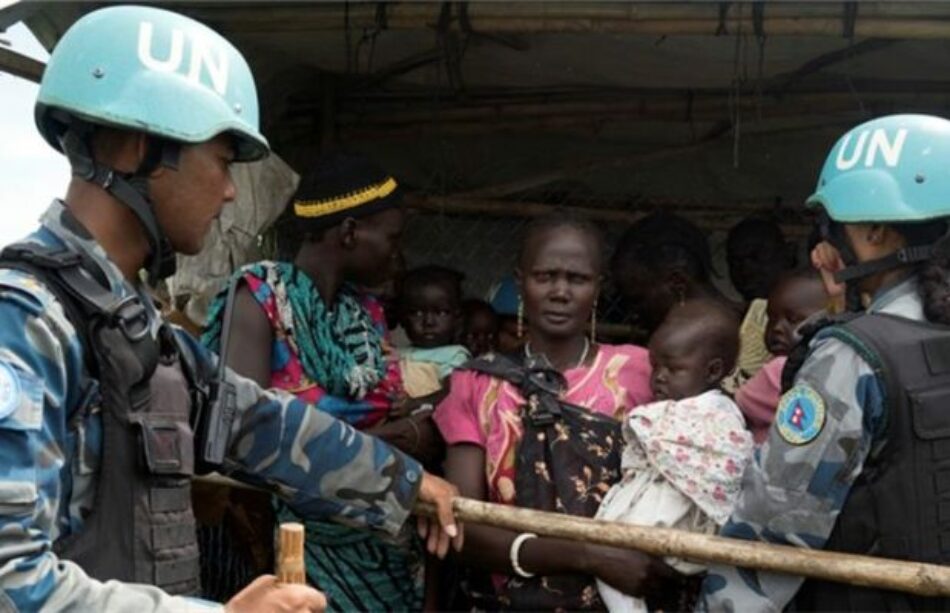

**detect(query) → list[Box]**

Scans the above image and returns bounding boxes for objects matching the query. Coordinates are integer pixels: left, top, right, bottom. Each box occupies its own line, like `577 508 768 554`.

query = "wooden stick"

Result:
414 498 950 597
194 476 948 594
276 522 306 584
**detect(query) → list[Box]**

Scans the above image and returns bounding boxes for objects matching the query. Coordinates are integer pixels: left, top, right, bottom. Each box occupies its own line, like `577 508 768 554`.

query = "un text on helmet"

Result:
835 128 908 171
136 21 229 96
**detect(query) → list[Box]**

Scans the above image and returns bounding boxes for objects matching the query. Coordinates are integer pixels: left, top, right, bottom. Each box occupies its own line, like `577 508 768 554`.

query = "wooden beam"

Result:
0 0 39 31
453 122 730 199
0 45 42 82
355 47 444 89
405 194 812 233
334 91 950 129
179 3 950 38
769 38 897 94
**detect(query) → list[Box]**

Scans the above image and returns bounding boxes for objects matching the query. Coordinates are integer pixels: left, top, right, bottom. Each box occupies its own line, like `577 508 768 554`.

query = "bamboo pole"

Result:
415 498 950 597
196 472 950 594
276 522 306 584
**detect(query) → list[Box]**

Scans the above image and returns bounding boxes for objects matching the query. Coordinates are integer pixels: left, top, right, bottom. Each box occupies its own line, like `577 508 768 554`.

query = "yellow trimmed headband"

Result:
294 177 398 219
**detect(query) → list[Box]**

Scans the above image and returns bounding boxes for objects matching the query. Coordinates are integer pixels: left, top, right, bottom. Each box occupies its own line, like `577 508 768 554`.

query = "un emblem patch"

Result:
776 384 826 445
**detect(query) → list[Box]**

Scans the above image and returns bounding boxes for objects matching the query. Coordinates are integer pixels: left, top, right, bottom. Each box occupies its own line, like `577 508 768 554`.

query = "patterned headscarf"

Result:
203 261 385 399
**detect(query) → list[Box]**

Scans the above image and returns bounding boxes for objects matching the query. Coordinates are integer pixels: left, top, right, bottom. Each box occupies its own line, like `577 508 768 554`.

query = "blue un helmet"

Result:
35 5 269 281
806 114 950 285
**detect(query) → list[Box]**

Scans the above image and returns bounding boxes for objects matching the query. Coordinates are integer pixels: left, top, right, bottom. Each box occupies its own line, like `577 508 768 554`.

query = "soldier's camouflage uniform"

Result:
0 201 422 611
699 277 924 612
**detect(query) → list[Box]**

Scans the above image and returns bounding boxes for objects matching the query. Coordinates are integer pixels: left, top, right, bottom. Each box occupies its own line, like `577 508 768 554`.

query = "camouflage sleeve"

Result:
699 335 886 612
0 272 222 611
176 332 422 536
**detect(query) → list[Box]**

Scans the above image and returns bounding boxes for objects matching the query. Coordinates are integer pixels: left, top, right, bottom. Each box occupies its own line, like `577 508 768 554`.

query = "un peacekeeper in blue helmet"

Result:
0 5 461 612
700 114 950 611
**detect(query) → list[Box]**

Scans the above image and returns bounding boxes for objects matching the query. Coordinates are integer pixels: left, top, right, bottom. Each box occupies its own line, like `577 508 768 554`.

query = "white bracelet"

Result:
509 532 538 578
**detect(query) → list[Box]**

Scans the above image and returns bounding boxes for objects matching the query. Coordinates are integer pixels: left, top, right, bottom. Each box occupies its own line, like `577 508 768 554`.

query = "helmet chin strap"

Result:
60 125 179 284
825 220 940 311
832 245 934 285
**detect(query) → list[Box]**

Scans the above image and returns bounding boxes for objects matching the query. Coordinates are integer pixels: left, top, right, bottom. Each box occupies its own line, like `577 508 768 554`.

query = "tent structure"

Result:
4 1 950 318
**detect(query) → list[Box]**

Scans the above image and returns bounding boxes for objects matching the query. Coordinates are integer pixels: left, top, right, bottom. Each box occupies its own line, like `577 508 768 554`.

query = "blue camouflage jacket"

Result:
699 277 924 612
0 202 422 611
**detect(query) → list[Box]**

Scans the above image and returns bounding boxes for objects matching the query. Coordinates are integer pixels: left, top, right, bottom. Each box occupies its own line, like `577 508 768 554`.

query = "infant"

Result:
595 298 754 613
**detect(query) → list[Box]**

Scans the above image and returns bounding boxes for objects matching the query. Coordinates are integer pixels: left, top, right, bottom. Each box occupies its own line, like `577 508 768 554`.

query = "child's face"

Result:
464 310 498 357
402 284 460 348
648 325 719 401
496 316 523 354
765 277 827 356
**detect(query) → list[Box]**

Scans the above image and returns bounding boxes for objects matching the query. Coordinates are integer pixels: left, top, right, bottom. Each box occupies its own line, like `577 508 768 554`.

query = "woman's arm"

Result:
221 285 273 387
444 443 674 598
226 286 398 428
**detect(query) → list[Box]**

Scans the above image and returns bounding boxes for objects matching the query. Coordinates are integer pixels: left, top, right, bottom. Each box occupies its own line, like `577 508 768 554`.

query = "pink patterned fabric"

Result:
735 356 787 444
623 390 753 525
433 344 652 505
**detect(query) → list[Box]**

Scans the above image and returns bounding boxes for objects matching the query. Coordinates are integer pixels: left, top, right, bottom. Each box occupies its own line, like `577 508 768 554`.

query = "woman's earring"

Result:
517 298 525 339
590 299 598 343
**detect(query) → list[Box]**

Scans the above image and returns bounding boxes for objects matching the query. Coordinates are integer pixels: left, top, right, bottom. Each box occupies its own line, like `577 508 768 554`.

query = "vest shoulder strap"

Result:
0 241 159 381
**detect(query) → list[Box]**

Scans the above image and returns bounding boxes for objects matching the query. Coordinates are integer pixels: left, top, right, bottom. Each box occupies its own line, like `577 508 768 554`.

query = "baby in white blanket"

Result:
596 299 754 612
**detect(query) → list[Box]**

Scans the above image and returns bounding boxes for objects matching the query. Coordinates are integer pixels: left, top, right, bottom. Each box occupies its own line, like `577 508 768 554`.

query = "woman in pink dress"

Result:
434 214 682 610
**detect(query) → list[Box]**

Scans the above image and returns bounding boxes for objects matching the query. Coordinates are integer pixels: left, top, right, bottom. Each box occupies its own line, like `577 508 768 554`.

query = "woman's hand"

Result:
389 393 415 419
416 472 464 558
582 543 677 599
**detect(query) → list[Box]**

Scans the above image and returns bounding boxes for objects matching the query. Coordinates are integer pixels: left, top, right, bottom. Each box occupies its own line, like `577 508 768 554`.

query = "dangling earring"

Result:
590 299 598 343
677 287 686 306
517 298 525 339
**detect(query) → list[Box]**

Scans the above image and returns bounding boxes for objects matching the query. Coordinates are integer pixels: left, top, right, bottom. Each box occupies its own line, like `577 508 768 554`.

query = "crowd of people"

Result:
203 149 830 610
2 4 950 612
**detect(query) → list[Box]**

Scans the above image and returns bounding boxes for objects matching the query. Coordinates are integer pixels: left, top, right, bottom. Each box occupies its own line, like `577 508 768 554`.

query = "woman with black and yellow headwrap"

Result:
202 153 442 611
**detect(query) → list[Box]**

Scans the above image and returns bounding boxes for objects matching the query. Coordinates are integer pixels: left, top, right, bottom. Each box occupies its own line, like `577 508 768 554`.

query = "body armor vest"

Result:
0 243 208 596
788 313 950 611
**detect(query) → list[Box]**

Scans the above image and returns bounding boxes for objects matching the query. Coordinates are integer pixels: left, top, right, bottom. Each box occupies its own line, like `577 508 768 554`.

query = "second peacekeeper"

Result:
701 114 950 611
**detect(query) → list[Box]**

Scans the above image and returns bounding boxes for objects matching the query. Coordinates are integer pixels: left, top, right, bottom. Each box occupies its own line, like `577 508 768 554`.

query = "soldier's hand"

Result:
416 471 463 558
811 241 847 310
225 575 327 612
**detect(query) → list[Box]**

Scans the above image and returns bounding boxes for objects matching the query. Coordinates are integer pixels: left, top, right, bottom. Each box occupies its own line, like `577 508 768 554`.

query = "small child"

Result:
398 266 471 399
461 299 499 357
737 268 828 443
595 299 753 613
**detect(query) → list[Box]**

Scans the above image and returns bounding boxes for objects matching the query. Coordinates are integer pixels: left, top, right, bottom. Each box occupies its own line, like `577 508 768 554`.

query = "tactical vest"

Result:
788 313 950 611
0 243 210 596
